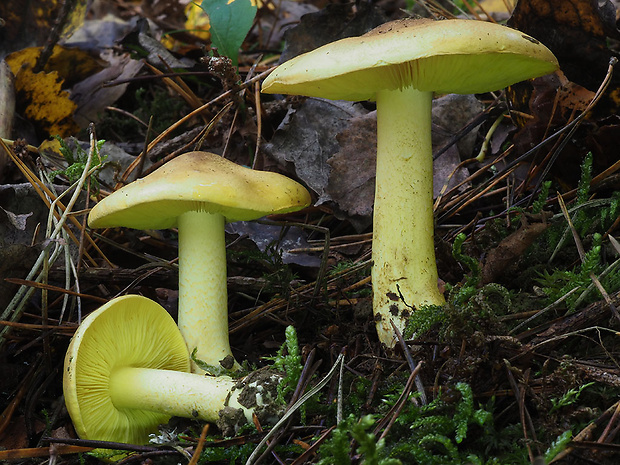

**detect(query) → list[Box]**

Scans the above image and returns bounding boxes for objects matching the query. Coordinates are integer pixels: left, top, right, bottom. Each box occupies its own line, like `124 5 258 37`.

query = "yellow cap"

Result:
89 151 312 230
262 18 559 101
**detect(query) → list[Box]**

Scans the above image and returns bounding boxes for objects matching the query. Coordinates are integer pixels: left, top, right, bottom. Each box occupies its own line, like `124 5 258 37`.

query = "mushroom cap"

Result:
63 295 191 444
88 151 312 230
261 18 559 101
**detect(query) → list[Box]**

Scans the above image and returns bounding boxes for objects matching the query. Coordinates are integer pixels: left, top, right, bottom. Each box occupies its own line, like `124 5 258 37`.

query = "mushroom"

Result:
261 18 558 347
88 151 311 372
64 294 279 444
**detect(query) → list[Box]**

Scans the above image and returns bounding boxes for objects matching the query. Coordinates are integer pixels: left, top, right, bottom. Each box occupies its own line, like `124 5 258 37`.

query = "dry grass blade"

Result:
187 423 210 465
0 319 76 335
504 362 539 462
4 278 108 303
374 366 421 441
0 363 37 437
0 445 94 460
144 62 207 120
0 128 112 346
289 426 336 465
550 400 620 462
245 352 345 465
0 139 109 267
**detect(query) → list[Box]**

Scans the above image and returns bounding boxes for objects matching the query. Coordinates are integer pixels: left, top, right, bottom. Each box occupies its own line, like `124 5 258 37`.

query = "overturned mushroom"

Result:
64 294 283 444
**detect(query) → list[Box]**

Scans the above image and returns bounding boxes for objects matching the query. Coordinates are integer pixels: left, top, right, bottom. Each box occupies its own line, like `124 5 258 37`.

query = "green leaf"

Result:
199 0 257 66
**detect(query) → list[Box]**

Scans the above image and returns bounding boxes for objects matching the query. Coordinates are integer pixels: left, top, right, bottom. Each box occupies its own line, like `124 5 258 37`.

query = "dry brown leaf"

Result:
326 112 377 224
506 0 620 185
481 215 550 284
508 0 620 115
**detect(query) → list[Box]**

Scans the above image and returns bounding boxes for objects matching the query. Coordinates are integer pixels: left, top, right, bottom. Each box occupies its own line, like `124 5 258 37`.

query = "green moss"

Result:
318 414 401 465
403 304 446 338
536 233 620 311
51 136 107 192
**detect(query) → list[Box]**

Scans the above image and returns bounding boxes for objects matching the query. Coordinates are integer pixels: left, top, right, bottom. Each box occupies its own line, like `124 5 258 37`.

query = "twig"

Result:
392 320 427 405
188 424 210 465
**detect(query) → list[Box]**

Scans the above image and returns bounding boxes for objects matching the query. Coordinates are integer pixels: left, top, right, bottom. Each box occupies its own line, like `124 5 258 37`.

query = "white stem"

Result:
109 367 251 423
178 210 236 372
372 86 445 347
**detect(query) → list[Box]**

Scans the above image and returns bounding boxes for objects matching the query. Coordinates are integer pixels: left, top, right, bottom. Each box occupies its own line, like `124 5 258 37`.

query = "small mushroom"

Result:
63 294 255 444
88 151 311 372
262 18 558 347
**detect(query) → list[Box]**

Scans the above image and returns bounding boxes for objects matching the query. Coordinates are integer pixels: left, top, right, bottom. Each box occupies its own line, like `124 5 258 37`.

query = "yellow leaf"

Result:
161 2 211 50
6 45 102 138
6 45 103 87
15 67 78 138
186 2 211 40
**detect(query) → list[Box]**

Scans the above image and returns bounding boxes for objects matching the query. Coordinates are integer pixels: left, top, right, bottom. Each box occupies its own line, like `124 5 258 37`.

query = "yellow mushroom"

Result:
89 151 311 372
262 19 558 347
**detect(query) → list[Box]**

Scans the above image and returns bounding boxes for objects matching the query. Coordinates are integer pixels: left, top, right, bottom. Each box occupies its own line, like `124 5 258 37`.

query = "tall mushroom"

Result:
261 18 558 347
64 294 281 444
88 151 311 372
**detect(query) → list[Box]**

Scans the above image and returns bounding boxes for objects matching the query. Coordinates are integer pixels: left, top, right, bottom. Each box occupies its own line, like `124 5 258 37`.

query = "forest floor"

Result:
0 0 620 464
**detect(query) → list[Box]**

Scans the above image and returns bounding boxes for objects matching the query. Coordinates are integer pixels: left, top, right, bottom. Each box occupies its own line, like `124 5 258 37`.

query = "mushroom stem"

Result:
178 210 238 372
372 86 445 347
109 367 250 423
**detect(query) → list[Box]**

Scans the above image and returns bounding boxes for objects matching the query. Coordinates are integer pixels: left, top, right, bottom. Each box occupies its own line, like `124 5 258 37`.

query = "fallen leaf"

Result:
137 27 195 68
507 0 620 125
325 94 482 228
263 98 367 200
506 0 620 185
226 222 321 267
185 2 211 41
507 0 620 130
64 14 135 51
160 2 211 51
12 66 78 138
279 2 386 62
71 52 144 127
5 45 103 86
6 45 104 137
257 1 319 51
0 207 32 231
326 112 377 226
508 0 619 92
556 75 597 112
481 215 550 284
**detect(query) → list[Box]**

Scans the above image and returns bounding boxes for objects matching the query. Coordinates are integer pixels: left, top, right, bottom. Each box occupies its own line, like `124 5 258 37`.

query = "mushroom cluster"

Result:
262 18 558 347
88 151 311 372
64 151 310 443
